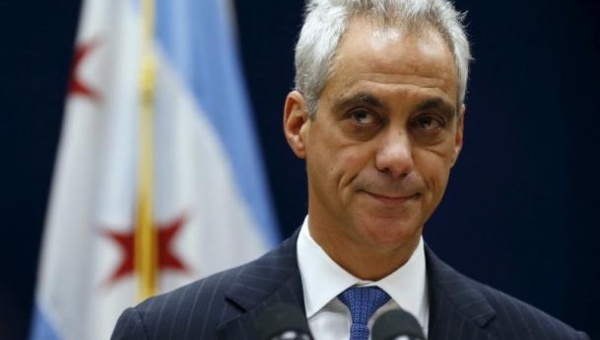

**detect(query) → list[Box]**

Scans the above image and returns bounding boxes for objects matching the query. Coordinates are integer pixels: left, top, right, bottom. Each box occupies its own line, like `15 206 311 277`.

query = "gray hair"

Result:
294 0 472 117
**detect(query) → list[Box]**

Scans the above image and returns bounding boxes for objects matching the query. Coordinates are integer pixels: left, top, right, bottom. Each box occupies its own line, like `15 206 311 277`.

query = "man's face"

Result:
285 18 463 260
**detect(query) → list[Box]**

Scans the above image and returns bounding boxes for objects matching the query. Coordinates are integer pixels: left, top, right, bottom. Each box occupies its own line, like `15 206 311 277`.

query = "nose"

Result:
374 130 414 178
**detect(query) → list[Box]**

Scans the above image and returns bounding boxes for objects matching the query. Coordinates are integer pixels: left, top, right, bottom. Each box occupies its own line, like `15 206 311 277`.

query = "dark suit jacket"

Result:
111 231 589 339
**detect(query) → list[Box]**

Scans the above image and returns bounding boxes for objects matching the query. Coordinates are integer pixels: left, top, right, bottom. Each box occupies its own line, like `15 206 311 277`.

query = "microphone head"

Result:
255 303 313 340
372 309 426 340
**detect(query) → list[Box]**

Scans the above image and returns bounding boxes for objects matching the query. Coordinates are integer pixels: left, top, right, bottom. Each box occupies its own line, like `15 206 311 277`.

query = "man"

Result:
112 0 590 339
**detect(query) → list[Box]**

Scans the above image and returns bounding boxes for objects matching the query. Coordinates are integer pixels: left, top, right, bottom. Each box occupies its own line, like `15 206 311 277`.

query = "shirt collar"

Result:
296 216 428 320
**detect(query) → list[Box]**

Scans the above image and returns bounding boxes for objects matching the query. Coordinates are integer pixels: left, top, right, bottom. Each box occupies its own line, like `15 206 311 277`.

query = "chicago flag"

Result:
30 0 279 339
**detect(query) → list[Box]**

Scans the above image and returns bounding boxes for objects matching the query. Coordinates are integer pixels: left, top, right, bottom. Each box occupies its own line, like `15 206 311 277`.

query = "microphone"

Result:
255 303 314 340
372 309 426 340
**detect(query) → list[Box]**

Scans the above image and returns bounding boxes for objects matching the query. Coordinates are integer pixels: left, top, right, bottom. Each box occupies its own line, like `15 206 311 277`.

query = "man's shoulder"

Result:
110 261 253 339
142 248 293 311
139 262 244 311
139 232 298 309
426 247 589 339
475 280 588 339
111 234 301 339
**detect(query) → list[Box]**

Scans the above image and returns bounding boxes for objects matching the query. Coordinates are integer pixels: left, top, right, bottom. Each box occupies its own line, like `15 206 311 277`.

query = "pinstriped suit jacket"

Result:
111 230 590 340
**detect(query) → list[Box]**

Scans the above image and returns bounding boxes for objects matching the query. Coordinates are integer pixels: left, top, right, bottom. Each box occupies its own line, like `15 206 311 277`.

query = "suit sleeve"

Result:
111 307 149 340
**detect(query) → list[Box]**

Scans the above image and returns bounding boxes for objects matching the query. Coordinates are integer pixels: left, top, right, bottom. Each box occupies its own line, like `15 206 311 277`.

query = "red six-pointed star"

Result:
103 214 189 285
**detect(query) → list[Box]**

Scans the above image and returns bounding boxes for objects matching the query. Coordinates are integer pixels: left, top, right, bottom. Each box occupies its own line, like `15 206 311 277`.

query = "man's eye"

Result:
349 110 376 124
414 115 444 131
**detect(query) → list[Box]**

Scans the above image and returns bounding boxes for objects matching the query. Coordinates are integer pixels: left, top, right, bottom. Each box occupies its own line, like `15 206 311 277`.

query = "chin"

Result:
359 216 423 248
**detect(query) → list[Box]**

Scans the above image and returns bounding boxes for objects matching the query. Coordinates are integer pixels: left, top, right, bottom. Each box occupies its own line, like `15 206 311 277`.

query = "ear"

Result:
451 104 465 167
283 91 310 159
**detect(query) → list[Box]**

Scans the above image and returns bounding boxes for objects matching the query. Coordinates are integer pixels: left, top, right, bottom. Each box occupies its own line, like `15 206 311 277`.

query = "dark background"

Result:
1 0 598 339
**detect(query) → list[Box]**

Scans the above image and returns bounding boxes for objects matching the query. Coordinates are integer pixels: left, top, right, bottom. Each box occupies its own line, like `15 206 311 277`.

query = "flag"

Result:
30 0 279 339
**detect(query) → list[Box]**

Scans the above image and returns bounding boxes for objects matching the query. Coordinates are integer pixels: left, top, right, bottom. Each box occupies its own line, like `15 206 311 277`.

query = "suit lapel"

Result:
426 247 499 340
216 230 305 340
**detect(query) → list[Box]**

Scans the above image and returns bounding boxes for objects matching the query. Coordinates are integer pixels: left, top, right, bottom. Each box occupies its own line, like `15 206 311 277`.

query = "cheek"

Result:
316 128 374 176
335 145 375 184
306 134 346 190
338 147 369 167
414 147 454 193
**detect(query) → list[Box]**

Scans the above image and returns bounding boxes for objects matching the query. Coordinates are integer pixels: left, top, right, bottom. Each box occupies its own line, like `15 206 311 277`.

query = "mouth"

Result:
363 191 419 205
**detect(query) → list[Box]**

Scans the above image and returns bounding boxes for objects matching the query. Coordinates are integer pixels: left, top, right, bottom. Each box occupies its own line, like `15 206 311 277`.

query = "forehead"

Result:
324 16 459 106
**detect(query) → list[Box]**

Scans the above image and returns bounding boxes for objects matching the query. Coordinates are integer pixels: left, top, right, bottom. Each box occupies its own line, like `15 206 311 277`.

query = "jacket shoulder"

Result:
425 247 588 340
475 280 589 340
111 265 245 339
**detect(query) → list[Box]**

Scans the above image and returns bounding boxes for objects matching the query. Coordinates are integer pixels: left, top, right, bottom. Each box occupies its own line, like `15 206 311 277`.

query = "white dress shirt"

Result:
296 216 429 340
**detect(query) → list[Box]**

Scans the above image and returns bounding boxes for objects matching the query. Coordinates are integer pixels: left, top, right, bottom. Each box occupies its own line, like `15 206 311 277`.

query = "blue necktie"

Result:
338 286 391 340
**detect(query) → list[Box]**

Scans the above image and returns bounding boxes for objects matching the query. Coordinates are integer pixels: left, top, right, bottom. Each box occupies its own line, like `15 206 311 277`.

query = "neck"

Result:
308 222 420 281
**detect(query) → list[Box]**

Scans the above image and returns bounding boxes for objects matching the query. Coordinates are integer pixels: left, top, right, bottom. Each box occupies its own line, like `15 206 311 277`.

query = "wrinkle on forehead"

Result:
323 15 459 102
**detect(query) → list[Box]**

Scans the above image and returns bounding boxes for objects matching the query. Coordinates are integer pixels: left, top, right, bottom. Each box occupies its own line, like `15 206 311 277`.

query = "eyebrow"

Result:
332 91 457 117
416 97 456 117
332 92 386 113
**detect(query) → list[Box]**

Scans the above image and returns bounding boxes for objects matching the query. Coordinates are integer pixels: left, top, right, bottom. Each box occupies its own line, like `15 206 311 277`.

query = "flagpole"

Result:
135 0 158 300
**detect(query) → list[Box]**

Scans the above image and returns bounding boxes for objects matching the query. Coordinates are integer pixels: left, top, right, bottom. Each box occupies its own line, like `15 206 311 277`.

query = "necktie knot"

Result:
339 286 390 340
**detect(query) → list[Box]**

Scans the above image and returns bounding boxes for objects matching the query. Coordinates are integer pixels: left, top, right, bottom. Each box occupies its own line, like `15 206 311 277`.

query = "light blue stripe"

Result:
154 0 279 246
29 304 60 340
